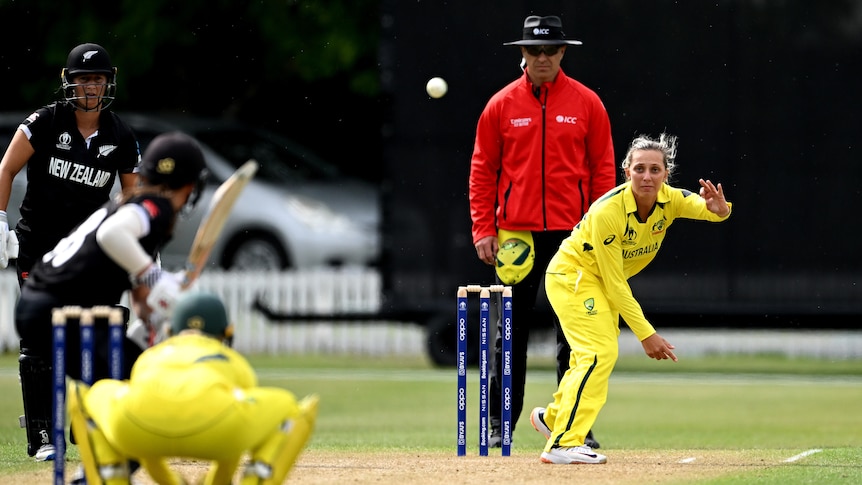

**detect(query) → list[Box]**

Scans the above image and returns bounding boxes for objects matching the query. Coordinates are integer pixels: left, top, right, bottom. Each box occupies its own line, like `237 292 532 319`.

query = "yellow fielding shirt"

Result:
549 182 731 340
119 333 257 437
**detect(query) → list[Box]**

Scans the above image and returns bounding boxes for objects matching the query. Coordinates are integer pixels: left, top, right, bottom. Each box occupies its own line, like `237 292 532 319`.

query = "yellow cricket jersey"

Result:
119 333 258 436
548 182 731 340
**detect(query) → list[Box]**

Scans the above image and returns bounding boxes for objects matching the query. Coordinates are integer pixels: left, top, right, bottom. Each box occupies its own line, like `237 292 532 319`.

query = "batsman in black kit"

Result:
14 132 208 467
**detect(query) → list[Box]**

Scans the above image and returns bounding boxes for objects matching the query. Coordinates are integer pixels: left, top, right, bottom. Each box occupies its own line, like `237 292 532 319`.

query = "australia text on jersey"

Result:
48 157 111 187
623 242 659 260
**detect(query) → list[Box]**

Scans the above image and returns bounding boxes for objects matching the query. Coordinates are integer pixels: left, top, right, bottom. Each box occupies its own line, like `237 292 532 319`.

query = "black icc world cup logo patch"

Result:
583 298 597 315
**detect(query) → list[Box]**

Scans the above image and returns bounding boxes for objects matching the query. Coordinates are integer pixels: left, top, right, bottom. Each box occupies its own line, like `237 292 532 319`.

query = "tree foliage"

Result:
1 0 380 111
0 0 382 175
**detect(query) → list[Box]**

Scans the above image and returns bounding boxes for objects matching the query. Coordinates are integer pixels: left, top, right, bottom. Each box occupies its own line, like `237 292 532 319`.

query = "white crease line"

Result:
678 457 697 464
783 449 823 463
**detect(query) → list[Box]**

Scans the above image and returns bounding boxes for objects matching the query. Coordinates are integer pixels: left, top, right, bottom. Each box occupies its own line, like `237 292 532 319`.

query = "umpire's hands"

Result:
0 210 20 269
475 235 498 265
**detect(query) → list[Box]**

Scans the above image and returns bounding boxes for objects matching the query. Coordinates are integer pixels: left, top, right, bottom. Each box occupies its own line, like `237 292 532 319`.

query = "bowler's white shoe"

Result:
530 407 551 439
541 445 607 464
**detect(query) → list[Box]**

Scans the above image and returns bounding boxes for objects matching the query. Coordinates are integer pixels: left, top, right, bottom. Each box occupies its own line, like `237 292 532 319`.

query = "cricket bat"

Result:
181 159 259 289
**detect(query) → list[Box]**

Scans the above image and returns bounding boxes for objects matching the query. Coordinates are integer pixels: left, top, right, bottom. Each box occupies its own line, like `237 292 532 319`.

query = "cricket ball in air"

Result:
426 77 448 98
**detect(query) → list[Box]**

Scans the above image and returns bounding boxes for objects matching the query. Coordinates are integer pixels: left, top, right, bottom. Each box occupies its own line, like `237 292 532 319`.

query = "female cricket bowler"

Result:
529 133 732 464
14 131 207 464
68 292 319 485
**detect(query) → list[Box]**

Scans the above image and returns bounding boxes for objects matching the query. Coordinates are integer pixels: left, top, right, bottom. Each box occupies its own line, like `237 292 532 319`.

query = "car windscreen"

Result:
191 128 341 184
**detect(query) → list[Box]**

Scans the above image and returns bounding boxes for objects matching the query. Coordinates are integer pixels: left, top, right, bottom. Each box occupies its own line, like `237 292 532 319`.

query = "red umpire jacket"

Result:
470 68 616 244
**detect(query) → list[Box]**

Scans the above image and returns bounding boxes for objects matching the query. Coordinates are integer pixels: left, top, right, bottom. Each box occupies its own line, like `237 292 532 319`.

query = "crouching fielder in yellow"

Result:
530 133 732 465
68 292 319 485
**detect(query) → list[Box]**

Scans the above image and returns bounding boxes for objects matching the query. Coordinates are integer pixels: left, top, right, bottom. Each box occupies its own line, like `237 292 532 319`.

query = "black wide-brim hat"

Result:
503 15 582 46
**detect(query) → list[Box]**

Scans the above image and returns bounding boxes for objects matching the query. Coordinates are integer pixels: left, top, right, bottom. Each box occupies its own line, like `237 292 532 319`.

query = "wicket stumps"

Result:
52 306 125 485
457 284 512 456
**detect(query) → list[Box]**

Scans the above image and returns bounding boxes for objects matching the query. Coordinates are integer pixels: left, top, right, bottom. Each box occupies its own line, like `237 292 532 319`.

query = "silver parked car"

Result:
0 112 381 271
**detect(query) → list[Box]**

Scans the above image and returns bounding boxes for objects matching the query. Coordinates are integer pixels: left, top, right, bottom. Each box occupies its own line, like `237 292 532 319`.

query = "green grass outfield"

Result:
0 352 860 483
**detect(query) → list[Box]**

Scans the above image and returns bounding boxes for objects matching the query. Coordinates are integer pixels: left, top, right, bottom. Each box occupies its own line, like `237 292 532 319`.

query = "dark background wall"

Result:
1 1 860 326
380 1 862 326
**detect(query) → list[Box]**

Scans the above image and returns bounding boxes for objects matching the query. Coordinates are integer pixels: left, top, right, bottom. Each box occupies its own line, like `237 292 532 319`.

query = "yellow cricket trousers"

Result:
543 268 620 451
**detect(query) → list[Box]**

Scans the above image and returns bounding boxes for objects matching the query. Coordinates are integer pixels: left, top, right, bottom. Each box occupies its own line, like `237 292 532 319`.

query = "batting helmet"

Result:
170 292 234 340
141 130 207 185
60 43 118 111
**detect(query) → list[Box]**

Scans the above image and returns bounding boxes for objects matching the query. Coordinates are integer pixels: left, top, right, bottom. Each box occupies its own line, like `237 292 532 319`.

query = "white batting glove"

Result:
0 210 19 269
0 211 8 269
136 265 185 318
147 271 184 317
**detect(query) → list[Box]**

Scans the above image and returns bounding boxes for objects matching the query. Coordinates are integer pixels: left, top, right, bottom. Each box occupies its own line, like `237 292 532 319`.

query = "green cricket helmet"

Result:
170 291 234 340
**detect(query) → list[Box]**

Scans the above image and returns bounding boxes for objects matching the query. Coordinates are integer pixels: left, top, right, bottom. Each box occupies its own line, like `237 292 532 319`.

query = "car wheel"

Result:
425 313 479 368
224 234 289 270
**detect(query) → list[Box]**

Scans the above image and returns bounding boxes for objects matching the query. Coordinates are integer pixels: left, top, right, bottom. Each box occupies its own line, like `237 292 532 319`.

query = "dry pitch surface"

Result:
2 449 794 484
